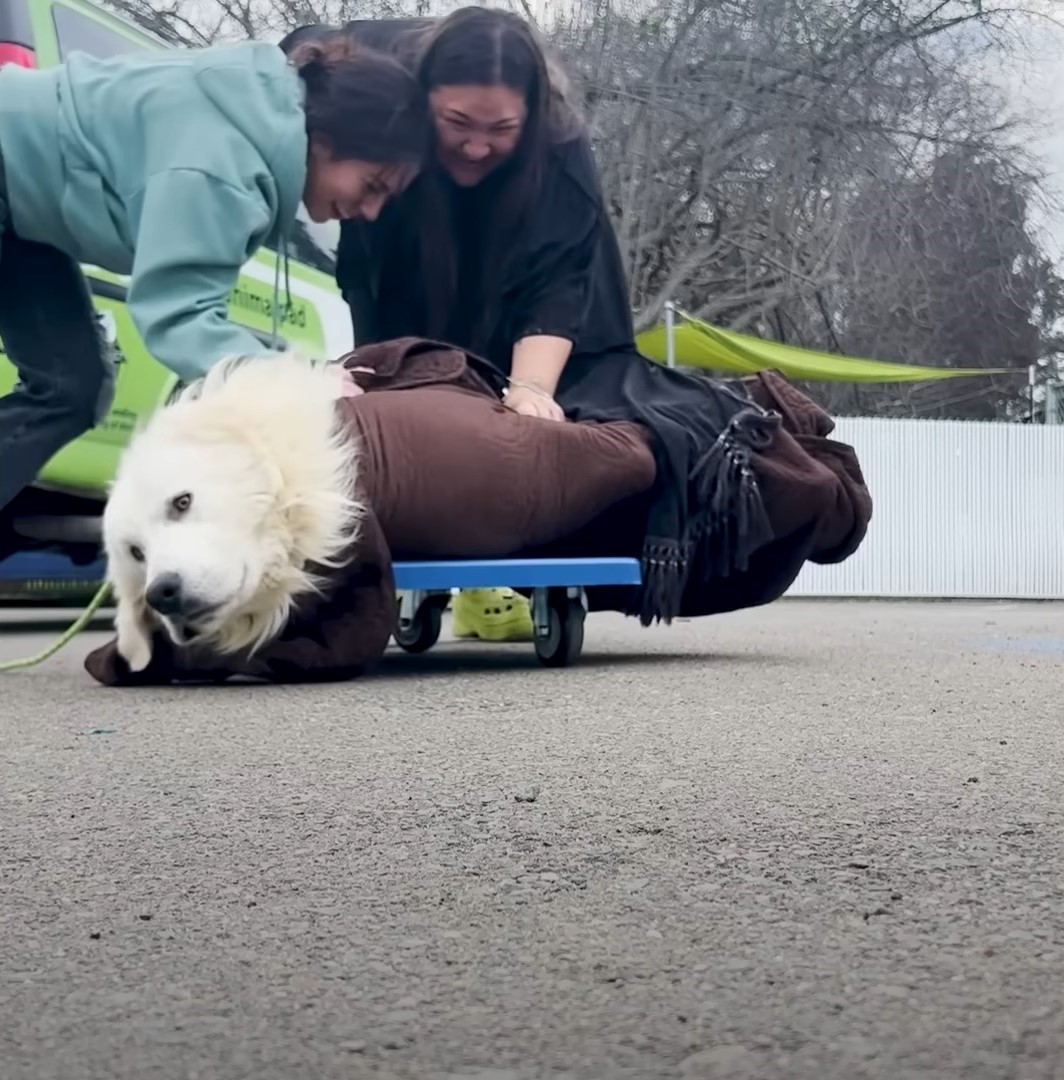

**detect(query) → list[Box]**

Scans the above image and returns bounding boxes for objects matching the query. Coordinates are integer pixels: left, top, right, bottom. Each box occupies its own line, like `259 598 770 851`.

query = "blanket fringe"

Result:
637 408 781 625
636 539 691 626
692 408 779 578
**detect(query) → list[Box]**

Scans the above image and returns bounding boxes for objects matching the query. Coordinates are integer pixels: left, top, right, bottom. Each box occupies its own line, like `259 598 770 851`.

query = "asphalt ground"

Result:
2 600 1062 1080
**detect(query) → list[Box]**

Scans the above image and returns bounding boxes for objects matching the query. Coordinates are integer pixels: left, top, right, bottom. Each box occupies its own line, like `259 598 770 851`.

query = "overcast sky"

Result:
974 4 1064 258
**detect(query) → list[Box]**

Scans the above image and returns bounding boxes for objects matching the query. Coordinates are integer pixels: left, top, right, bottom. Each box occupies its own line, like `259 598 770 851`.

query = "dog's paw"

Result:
118 632 153 673
115 602 154 673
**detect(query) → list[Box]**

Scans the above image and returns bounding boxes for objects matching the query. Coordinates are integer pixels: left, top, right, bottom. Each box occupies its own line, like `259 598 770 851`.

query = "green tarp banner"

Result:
635 310 1020 383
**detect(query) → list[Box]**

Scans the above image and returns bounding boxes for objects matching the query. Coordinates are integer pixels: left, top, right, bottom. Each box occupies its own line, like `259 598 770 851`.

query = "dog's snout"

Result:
146 572 185 616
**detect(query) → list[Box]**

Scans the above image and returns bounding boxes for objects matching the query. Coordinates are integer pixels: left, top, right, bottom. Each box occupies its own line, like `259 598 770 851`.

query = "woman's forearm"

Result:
510 334 573 396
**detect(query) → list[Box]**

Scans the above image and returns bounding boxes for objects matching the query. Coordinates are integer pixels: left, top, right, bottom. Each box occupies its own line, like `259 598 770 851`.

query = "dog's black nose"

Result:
146 572 185 616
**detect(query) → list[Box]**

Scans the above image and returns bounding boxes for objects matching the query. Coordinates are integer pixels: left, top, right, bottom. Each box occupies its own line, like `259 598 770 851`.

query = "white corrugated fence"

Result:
787 416 1064 599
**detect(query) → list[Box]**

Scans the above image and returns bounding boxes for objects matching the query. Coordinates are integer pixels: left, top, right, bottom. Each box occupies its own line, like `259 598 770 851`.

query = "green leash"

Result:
0 581 112 673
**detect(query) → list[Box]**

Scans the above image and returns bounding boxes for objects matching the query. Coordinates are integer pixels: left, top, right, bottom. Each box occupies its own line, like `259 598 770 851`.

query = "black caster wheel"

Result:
534 596 585 667
394 600 443 654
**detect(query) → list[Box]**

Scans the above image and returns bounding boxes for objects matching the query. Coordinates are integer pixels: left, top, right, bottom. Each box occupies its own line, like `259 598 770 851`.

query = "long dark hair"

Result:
411 7 582 350
287 37 430 165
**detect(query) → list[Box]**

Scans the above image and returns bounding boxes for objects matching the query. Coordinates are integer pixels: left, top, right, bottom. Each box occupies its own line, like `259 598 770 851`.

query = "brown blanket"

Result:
524 369 873 618
85 338 871 686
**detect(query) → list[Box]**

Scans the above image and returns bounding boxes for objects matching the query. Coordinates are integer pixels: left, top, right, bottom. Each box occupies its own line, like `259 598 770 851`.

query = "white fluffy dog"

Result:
102 353 361 673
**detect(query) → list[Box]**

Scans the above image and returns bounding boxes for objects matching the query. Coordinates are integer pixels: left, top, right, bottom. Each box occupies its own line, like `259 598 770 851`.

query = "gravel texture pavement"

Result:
2 600 1062 1080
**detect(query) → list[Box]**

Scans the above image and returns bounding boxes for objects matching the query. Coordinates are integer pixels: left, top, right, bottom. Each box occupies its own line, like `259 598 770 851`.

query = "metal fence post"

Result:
1046 381 1061 425
665 301 676 369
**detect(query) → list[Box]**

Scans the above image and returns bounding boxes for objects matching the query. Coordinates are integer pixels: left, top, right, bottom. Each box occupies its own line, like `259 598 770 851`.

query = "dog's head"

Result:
103 354 361 672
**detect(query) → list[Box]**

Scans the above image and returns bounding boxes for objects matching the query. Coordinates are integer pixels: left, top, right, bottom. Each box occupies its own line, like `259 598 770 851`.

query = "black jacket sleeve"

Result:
503 140 601 346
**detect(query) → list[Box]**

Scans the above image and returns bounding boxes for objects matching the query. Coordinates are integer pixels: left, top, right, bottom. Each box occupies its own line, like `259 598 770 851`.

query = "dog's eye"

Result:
129 544 145 563
171 492 193 515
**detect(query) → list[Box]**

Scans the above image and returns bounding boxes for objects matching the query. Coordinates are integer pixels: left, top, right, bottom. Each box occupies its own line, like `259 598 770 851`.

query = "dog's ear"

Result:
113 584 155 673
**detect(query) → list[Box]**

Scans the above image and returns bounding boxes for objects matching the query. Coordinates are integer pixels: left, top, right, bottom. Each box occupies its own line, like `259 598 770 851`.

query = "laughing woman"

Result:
0 37 429 515
286 8 785 636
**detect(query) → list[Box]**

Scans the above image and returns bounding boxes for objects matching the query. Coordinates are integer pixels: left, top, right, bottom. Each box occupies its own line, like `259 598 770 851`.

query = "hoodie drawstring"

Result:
270 238 294 351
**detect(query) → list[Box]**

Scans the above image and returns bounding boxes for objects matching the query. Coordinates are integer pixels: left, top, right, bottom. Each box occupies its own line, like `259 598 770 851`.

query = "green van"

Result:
0 0 351 502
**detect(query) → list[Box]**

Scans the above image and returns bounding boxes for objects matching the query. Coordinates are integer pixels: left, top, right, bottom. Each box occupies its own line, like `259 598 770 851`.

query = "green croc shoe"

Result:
451 587 534 642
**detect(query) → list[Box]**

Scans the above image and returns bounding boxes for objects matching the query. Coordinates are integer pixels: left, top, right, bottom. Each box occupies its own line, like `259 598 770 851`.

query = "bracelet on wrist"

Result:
505 378 553 400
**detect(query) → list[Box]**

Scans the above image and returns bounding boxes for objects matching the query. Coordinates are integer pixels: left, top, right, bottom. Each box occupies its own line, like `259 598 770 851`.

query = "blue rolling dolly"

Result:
0 552 644 668
391 558 643 667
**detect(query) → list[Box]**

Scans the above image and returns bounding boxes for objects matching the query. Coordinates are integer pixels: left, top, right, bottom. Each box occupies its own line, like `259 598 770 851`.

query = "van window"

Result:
52 5 148 60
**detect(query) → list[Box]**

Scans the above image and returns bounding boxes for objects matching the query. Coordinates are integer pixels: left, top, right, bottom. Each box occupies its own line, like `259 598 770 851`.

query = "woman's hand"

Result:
503 380 565 422
506 335 571 422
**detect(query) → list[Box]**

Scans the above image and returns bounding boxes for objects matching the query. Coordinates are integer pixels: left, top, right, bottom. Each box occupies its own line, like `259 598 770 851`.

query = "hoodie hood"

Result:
191 43 309 252
191 43 308 345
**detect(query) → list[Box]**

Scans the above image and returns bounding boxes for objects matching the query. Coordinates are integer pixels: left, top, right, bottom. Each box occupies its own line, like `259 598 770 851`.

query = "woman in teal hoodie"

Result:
0 37 429 514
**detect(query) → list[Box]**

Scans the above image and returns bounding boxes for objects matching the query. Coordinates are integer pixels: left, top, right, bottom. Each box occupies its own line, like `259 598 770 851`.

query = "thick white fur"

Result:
102 353 361 672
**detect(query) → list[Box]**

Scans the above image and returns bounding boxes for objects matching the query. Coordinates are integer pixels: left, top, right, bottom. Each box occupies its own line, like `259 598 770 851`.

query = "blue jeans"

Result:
0 161 114 514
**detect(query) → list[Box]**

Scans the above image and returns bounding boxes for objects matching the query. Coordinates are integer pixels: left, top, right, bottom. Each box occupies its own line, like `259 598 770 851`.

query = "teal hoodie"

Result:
0 40 306 383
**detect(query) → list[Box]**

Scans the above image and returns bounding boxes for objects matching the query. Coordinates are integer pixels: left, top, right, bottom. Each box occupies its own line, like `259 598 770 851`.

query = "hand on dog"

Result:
503 383 565 422
338 368 366 398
